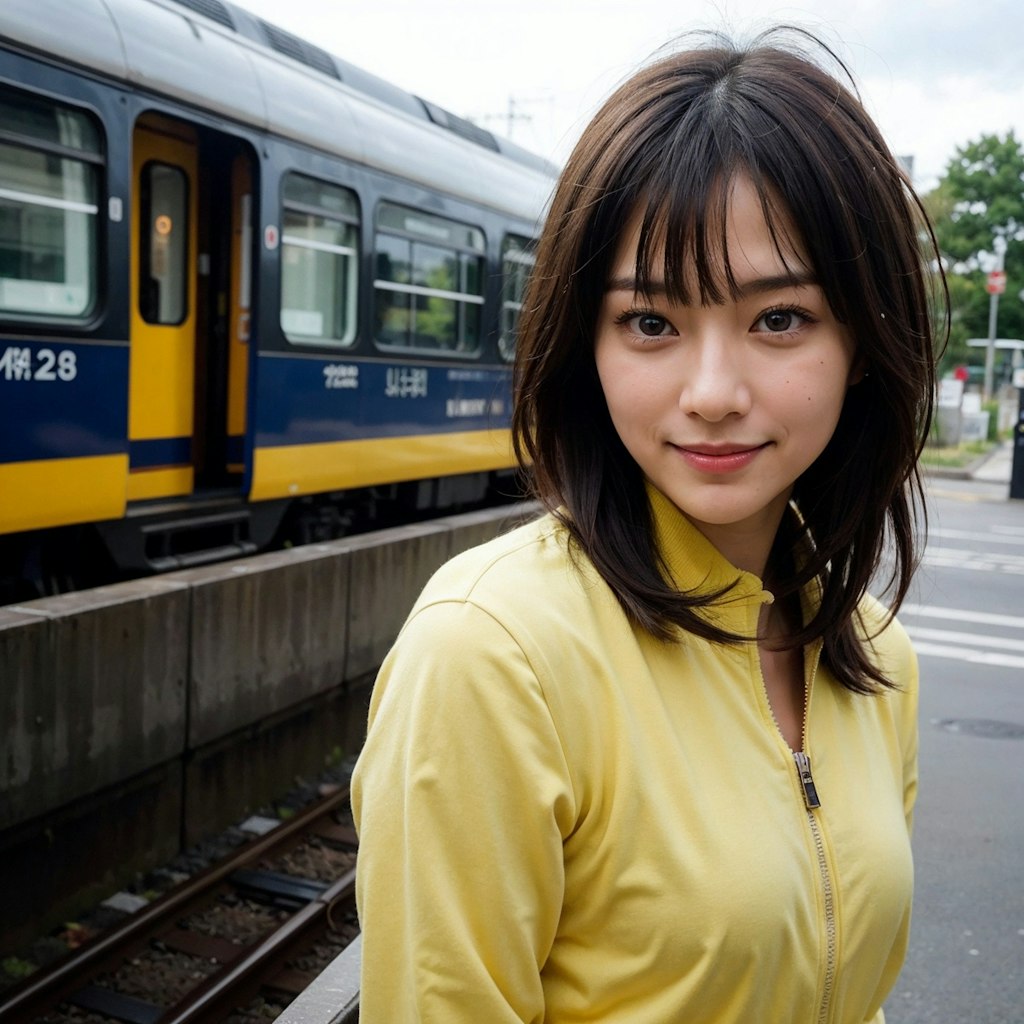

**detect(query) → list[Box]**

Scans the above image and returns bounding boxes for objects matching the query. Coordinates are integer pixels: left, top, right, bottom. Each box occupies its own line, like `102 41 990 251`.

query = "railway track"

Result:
0 790 358 1024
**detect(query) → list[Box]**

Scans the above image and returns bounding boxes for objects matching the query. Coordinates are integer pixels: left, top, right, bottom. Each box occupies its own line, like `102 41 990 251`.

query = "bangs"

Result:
596 46 857 310
628 162 813 308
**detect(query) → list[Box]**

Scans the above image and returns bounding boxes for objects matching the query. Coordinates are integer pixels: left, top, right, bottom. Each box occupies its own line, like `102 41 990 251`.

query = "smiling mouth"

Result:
672 442 769 474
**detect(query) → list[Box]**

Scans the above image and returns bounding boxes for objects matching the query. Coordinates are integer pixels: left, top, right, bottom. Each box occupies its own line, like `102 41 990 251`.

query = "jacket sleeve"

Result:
872 621 920 1023
859 597 920 833
860 602 920 1023
899 638 920 836
351 597 576 1023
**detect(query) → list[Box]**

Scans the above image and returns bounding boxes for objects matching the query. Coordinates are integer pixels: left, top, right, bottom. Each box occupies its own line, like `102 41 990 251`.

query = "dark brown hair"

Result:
512 29 946 693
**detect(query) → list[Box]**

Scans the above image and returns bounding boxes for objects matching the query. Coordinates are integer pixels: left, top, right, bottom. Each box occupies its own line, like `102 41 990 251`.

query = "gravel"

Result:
1 756 358 1002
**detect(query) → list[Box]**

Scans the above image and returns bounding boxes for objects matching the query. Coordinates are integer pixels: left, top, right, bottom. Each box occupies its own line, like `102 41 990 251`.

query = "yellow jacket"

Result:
352 491 918 1023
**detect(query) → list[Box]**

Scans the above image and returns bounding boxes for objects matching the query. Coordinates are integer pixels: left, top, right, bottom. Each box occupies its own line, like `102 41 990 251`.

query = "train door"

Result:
128 113 253 502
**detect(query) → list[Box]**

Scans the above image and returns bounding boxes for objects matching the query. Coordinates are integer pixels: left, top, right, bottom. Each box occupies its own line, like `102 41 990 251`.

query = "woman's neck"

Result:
680 501 791 579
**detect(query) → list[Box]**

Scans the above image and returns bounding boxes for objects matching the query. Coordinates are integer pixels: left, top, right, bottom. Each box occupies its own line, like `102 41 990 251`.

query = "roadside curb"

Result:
920 442 1009 481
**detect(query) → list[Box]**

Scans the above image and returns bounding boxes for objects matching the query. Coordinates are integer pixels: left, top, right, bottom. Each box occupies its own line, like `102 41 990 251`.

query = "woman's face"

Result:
594 176 858 573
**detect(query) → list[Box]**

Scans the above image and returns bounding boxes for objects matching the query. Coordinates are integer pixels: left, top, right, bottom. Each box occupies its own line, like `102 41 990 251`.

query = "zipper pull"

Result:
793 751 821 809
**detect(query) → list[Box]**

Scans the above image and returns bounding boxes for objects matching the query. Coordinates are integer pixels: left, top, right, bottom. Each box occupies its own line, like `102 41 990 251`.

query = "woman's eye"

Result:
632 313 673 337
756 309 805 333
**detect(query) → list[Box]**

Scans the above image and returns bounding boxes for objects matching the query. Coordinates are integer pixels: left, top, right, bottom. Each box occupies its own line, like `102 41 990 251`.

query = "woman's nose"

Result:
677 336 752 422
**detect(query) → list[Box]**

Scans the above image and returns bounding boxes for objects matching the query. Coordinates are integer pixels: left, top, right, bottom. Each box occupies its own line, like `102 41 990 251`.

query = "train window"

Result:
140 162 188 325
499 234 535 361
0 87 101 320
281 175 359 347
374 203 485 355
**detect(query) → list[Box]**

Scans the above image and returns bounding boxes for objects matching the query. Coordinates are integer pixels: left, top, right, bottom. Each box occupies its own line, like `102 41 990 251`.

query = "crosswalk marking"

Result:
909 641 1024 671
900 604 1024 630
930 527 1024 546
897 604 1024 672
905 626 1024 654
921 546 1024 575
991 525 1024 538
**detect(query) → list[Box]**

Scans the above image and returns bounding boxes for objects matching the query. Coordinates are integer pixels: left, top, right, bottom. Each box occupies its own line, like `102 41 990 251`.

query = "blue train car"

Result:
0 0 554 597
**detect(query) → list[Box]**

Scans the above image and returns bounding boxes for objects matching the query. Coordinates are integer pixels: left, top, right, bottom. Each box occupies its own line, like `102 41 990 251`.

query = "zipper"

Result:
804 795 838 1024
756 612 837 1023
793 751 821 809
795 642 836 1024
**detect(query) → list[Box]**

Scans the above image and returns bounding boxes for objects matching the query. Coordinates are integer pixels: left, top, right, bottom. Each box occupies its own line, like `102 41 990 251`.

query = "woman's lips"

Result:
672 443 769 474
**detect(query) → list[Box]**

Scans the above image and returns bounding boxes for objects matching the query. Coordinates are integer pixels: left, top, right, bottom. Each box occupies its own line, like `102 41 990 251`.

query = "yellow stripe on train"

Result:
250 429 516 501
0 454 128 535
126 466 194 502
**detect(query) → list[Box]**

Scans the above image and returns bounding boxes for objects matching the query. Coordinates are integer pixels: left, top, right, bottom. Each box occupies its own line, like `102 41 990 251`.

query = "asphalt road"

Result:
884 476 1024 1024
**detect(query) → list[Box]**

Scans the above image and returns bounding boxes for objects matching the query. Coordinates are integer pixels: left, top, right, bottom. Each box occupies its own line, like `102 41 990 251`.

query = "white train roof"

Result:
0 0 557 225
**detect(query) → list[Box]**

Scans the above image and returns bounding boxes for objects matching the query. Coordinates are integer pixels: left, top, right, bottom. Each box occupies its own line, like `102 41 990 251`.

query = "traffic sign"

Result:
987 270 1006 294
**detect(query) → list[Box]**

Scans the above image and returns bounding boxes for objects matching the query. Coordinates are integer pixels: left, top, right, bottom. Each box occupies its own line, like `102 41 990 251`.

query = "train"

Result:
0 0 556 601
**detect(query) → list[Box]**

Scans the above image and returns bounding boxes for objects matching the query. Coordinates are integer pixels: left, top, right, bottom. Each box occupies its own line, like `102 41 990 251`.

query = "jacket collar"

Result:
646 483 774 637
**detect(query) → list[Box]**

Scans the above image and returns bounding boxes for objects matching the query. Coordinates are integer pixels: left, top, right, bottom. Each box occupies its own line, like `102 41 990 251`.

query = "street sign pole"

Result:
985 292 999 401
984 258 1007 402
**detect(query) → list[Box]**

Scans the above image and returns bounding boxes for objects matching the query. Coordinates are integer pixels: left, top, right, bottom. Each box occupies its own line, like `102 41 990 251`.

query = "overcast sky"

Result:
235 0 1024 192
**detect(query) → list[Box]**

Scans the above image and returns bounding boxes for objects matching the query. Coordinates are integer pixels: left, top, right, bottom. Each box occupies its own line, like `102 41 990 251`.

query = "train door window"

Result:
374 203 484 355
0 85 101 320
281 174 359 346
139 162 188 324
499 234 535 361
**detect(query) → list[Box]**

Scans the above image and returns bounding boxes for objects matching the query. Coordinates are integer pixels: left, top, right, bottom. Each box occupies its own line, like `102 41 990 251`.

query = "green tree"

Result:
926 131 1024 375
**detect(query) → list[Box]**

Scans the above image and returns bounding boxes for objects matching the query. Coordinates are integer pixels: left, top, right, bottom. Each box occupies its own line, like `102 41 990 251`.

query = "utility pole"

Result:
466 95 549 142
984 237 1007 402
506 97 523 138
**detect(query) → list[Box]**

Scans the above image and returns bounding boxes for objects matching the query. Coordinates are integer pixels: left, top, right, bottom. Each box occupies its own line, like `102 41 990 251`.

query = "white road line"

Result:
922 551 1024 575
992 525 1024 537
910 641 1024 671
931 527 1024 546
925 546 1024 565
900 604 1024 630
905 625 1024 653
924 546 975 559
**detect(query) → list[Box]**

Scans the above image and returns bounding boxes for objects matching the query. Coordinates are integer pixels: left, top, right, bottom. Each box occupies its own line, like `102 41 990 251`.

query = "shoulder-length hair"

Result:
512 29 945 694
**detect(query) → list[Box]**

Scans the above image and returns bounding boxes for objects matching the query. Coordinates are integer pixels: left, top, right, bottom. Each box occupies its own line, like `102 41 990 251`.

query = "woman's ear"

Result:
848 356 868 386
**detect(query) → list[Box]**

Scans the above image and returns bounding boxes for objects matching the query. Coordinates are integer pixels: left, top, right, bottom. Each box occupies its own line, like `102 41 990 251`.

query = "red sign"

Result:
987 270 1006 295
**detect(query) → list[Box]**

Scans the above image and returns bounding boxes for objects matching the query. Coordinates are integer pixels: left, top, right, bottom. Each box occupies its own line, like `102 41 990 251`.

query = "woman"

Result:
352 29 943 1023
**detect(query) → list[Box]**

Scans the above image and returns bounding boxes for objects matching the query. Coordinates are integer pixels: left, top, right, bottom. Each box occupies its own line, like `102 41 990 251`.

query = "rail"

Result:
274 936 360 1024
0 789 358 1024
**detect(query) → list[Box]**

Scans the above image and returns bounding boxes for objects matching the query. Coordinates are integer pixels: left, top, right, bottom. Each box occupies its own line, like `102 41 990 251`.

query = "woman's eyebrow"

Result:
605 277 668 295
604 272 818 296
733 272 819 297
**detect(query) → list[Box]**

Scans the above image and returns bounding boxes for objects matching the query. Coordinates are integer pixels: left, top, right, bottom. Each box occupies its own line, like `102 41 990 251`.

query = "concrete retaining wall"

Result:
0 579 189 830
182 543 353 749
0 502 538 947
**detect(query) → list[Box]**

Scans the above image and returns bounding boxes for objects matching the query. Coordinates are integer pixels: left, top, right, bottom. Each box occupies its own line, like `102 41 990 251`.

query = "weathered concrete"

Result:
275 934 361 1024
176 543 350 748
0 578 189 833
182 679 372 847
341 522 452 680
432 501 540 556
0 760 182 951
